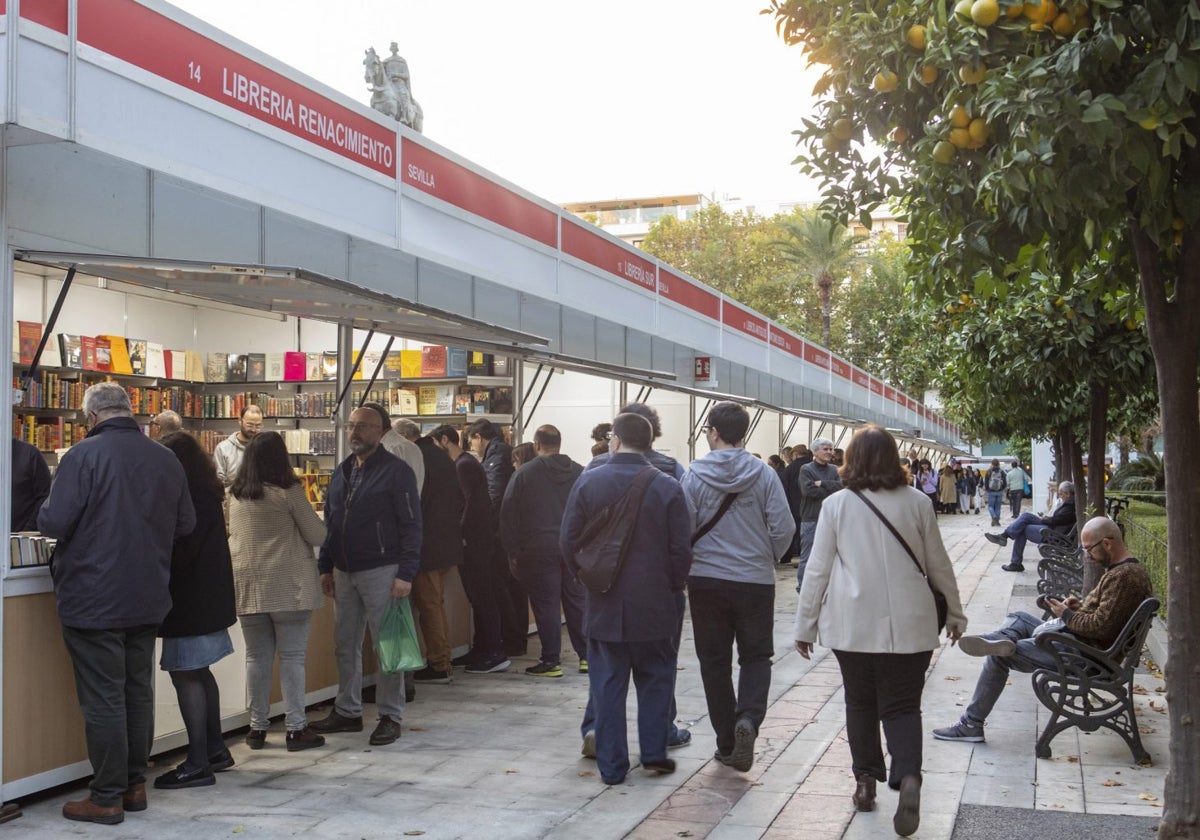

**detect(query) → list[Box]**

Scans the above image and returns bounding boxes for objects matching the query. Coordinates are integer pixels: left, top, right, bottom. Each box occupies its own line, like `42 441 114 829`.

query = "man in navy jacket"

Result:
311 407 422 747
560 412 692 785
39 383 195 825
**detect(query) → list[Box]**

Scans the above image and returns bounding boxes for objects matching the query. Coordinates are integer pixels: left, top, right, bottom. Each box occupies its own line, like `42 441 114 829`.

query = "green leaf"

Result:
1082 102 1108 123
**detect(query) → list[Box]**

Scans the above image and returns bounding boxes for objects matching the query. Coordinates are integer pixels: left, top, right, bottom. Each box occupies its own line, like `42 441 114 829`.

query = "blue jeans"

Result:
240 610 313 731
796 520 819 591
517 553 586 665
1003 512 1048 564
986 491 1004 522
964 611 1059 725
588 637 676 783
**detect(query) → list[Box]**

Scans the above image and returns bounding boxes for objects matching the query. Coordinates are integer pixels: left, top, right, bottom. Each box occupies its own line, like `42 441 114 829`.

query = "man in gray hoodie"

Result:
682 402 795 773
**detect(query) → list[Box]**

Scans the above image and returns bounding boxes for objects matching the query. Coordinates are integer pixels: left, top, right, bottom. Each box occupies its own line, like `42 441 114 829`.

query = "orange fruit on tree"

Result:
821 133 842 152
873 69 899 92
1006 1 1024 18
907 24 927 50
933 140 957 164
890 126 910 143
1052 11 1073 35
920 65 939 84
968 117 991 144
832 118 854 141
971 0 1001 26
959 62 988 84
954 0 975 21
950 105 971 128
949 128 972 148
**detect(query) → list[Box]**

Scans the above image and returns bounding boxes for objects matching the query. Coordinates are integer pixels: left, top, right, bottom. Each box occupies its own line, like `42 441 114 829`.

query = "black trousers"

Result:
459 544 503 658
833 649 932 786
689 580 775 755
61 624 158 806
491 544 529 653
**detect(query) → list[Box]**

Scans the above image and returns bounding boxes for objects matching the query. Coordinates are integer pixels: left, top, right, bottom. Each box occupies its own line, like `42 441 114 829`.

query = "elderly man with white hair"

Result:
796 437 841 588
984 480 1076 572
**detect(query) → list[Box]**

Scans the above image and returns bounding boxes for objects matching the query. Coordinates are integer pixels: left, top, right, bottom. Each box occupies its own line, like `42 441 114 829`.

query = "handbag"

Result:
850 489 948 632
374 597 424 674
573 467 658 594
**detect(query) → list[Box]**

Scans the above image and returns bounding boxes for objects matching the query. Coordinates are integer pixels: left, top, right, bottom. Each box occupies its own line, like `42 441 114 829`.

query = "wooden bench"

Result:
1030 597 1160 765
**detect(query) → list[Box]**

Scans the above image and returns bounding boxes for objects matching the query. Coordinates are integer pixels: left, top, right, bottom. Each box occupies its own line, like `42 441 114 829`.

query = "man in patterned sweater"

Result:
933 516 1152 743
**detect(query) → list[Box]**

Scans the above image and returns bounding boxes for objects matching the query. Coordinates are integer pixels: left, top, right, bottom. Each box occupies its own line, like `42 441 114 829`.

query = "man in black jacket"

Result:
11 436 50 531
985 481 1077 572
311 407 422 747
467 418 526 656
39 383 195 825
500 425 585 678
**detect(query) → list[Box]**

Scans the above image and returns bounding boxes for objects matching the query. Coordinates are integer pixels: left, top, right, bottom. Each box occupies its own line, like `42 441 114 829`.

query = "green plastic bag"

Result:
374 597 424 674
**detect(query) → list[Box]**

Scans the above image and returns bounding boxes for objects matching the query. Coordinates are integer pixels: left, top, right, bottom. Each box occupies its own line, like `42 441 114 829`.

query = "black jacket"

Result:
455 452 494 556
783 458 805 517
319 446 422 581
39 417 196 629
160 485 236 638
416 436 464 572
11 437 51 532
480 438 515 519
1041 497 1077 534
500 454 584 558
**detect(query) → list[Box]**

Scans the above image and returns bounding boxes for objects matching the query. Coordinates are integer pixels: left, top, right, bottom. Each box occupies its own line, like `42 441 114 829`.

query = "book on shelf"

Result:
284 351 307 381
471 387 491 414
305 353 322 381
206 352 230 383
80 336 99 371
447 347 468 378
16 321 42 366
185 350 206 383
321 351 338 380
358 350 385 381
491 356 511 377
416 385 439 415
382 350 403 380
145 343 167 378
100 335 133 375
491 386 513 414
58 334 84 369
126 338 148 376
246 353 266 382
265 352 286 381
400 349 422 379
453 385 471 414
420 345 447 377
93 336 113 372
226 353 248 382
392 387 418 415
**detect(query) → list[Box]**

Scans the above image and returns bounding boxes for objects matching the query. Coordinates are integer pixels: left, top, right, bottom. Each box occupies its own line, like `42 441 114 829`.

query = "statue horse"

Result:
363 47 422 132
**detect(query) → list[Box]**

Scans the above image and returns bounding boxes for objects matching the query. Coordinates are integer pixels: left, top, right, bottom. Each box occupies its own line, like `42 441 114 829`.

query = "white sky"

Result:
168 0 824 206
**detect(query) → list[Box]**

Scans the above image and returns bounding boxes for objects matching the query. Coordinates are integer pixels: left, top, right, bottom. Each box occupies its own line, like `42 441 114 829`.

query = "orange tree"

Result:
765 0 1197 833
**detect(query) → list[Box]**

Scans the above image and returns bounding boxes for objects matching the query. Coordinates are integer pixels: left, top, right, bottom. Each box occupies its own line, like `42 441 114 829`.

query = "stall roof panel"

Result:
15 252 547 352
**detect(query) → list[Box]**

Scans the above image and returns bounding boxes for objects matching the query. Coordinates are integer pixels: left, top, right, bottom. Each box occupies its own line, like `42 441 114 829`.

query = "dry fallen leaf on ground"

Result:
944 675 961 681
504 768 519 774
1138 793 1158 801
1066 755 1080 763
1155 685 1166 693
1149 700 1166 713
408 726 426 732
1139 725 1157 734
404 831 426 836
1102 779 1125 787
1132 684 1148 695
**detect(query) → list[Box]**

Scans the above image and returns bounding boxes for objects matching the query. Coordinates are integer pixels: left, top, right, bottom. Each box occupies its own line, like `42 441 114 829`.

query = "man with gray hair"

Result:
152 409 182 436
796 437 842 587
984 480 1076 572
39 382 196 825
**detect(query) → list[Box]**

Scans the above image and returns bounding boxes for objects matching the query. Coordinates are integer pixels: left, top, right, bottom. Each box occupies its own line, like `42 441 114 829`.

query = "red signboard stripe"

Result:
659 268 720 321
721 301 768 342
402 139 557 247
831 358 851 380
802 342 830 368
561 219 656 291
768 325 803 358
77 0 396 177
20 0 66 32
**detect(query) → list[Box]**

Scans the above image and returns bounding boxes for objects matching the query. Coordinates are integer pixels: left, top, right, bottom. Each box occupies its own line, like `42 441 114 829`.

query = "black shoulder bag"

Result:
850 489 948 632
692 493 739 546
573 467 658 594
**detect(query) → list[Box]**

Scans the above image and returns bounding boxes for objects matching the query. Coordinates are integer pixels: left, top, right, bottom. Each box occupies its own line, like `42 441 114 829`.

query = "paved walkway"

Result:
8 511 1169 838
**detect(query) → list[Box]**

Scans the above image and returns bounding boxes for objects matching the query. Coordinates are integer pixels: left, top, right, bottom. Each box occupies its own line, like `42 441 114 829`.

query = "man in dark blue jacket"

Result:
500 424 584 678
561 413 693 785
311 407 422 747
39 382 195 825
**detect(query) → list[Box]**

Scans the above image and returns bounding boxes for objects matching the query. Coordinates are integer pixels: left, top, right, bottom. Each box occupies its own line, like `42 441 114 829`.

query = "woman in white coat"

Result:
794 426 967 837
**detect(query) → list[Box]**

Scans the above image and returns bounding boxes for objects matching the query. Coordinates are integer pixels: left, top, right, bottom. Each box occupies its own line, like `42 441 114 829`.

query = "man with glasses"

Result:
933 517 1151 743
214 404 263 486
310 407 422 747
984 480 1076 572
796 437 842 588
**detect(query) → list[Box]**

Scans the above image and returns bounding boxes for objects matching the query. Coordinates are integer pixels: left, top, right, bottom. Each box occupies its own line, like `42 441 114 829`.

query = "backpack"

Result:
987 470 1005 492
572 467 658 594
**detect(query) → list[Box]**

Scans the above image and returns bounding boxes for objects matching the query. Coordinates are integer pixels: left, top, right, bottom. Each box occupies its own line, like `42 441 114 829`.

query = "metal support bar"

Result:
330 328 374 419
746 408 766 442
690 398 715 445
633 384 653 404
521 367 556 430
357 335 395 408
21 265 76 389
834 425 850 449
512 362 545 431
782 415 800 449
815 420 828 440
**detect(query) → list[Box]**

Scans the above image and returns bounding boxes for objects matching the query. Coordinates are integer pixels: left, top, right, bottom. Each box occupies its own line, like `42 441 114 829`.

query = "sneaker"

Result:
984 532 1008 546
451 650 479 668
525 661 563 678
932 719 985 743
244 729 267 750
578 659 588 674
1001 563 1026 572
991 518 1001 527
308 709 364 734
285 727 325 752
728 717 757 772
667 728 692 749
369 715 402 746
581 731 597 759
153 763 215 790
465 654 511 674
959 636 1016 657
642 758 675 775
412 665 453 684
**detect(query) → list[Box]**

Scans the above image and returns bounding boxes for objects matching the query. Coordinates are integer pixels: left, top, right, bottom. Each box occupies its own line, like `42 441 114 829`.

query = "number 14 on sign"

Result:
188 62 202 83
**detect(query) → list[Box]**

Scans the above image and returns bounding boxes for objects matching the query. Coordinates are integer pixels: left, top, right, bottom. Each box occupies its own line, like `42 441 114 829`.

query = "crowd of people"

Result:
16 382 1153 837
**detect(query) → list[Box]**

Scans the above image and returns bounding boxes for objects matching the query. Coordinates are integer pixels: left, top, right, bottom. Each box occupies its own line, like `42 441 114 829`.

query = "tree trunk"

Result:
818 274 832 349
1063 424 1102 595
1087 377 1109 519
1130 219 1200 839
1118 433 1130 468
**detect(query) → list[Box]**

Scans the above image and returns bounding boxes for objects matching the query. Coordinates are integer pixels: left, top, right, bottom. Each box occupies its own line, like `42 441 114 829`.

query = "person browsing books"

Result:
214 404 263 487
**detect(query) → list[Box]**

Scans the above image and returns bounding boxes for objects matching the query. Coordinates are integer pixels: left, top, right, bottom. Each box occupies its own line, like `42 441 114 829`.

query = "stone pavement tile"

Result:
794 763 855 797
1084 799 1165 816
766 791 854 836
959 772 1036 808
965 749 1033 779
626 815 716 839
720 787 801 828
706 823 769 840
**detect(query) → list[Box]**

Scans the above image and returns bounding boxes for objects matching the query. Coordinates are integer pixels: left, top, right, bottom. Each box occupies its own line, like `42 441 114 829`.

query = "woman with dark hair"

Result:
228 432 327 752
589 422 612 458
511 441 537 469
156 432 237 789
793 426 966 837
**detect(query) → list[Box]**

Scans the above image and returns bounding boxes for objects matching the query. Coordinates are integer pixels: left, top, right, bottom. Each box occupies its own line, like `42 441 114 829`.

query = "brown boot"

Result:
894 774 922 837
852 774 876 812
123 782 147 812
62 797 124 825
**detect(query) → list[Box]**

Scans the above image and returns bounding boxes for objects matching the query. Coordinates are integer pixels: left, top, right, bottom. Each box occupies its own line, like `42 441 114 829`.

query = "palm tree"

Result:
773 210 865 348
